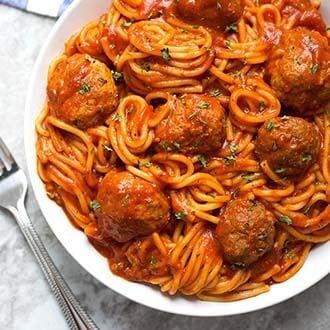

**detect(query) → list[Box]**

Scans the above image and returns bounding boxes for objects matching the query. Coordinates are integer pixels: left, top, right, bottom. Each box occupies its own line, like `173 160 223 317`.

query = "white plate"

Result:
24 0 330 316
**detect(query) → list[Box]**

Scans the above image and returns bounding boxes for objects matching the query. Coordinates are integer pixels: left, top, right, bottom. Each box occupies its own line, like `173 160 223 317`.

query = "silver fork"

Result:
0 137 99 330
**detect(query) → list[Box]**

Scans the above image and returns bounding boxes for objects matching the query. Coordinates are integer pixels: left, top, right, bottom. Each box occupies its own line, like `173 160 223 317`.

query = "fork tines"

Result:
0 137 18 177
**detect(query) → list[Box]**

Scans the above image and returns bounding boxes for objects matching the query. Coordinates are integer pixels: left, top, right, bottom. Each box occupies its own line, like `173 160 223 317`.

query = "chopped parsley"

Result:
150 258 157 268
275 168 286 174
161 48 172 61
229 144 237 154
175 212 187 220
210 89 222 97
224 40 233 49
114 114 123 122
198 101 210 109
259 101 265 112
121 194 130 207
303 206 311 215
241 173 253 182
224 155 236 166
266 121 275 131
90 200 101 211
225 23 238 33
310 64 319 74
302 153 312 162
287 251 296 259
112 70 123 83
279 215 292 225
138 160 153 169
295 56 303 65
79 82 91 95
189 110 199 120
159 141 173 152
198 155 207 168
121 20 133 28
173 142 181 150
142 61 151 72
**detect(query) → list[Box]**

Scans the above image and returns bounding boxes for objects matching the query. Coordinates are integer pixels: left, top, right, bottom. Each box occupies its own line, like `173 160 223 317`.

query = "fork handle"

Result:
8 200 99 330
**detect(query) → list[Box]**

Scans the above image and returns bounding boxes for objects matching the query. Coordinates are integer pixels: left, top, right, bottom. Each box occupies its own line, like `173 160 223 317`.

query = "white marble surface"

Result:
0 4 329 330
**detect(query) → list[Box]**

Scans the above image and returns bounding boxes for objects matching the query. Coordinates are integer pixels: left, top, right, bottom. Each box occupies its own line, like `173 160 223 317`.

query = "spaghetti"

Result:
36 0 330 302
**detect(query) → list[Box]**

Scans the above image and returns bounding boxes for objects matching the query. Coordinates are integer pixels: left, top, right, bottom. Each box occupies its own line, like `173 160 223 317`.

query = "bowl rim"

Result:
24 0 330 317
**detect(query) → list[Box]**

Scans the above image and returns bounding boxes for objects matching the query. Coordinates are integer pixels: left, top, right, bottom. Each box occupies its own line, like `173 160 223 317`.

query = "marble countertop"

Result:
0 4 329 330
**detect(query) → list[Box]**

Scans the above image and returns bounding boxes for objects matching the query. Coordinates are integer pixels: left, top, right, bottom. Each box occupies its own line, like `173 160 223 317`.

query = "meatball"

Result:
255 116 321 178
216 198 275 266
175 0 244 30
95 171 170 243
47 54 119 129
266 27 330 114
155 94 226 155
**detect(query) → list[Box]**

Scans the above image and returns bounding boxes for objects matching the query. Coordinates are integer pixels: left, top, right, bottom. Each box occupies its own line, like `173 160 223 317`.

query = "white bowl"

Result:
24 0 330 316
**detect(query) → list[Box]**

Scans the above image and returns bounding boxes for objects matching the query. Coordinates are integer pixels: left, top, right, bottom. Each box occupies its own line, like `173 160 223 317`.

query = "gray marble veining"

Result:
0 4 329 330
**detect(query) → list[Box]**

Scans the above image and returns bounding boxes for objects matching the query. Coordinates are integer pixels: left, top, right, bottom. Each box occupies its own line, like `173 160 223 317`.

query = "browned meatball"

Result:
154 94 226 155
266 27 330 114
47 54 119 129
255 116 321 178
95 171 170 243
175 0 244 30
216 198 275 266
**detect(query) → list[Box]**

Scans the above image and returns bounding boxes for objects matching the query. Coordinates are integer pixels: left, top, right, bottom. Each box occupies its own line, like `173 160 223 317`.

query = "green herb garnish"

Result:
229 144 237 154
259 101 265 112
210 89 222 97
175 212 188 220
161 48 172 61
121 194 130 207
287 251 296 259
112 70 123 83
279 215 292 225
310 64 319 74
114 114 123 122
266 121 275 131
224 40 233 49
226 23 238 33
198 155 207 168
224 155 236 166
90 200 101 211
150 258 157 268
121 20 133 28
198 101 210 109
302 153 312 162
241 173 253 182
79 82 91 94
